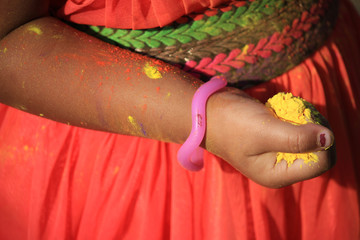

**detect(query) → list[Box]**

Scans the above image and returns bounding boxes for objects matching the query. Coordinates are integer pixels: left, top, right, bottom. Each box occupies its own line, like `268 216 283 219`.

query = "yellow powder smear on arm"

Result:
143 62 162 79
127 115 146 136
128 116 141 132
27 25 43 35
266 92 320 167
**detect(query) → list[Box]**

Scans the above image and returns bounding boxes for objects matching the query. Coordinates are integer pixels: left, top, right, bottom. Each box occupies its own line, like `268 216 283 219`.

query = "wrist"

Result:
203 87 250 159
177 76 227 170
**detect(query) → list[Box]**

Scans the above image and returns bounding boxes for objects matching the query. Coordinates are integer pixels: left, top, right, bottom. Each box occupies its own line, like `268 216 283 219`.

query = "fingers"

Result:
246 145 336 188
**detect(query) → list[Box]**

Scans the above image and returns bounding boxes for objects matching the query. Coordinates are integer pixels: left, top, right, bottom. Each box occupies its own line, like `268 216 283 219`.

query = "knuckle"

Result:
288 132 303 153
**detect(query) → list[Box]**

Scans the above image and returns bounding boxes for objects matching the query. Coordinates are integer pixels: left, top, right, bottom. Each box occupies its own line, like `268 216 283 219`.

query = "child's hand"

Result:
204 88 335 188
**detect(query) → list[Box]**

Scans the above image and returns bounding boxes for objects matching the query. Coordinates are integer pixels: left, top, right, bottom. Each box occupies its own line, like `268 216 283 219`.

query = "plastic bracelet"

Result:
177 76 227 171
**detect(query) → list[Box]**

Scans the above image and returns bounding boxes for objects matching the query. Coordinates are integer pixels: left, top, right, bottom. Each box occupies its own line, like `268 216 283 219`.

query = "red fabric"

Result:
52 0 229 29
1 0 360 239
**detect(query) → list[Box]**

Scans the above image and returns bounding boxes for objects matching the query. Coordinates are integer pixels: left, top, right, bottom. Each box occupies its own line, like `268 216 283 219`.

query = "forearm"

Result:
0 17 202 144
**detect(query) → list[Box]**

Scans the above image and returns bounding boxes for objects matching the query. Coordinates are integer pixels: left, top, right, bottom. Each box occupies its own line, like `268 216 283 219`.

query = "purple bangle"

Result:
177 76 227 171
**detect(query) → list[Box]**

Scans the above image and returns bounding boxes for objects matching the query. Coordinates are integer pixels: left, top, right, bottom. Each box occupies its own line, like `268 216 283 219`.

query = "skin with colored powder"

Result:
266 92 333 167
0 2 336 188
27 25 43 35
128 115 146 136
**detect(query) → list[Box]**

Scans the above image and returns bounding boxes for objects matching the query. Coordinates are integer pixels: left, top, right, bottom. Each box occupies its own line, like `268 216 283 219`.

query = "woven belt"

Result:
72 0 338 89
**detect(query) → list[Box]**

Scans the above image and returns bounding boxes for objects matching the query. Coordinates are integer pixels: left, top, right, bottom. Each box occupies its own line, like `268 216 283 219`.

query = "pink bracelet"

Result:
177 76 227 171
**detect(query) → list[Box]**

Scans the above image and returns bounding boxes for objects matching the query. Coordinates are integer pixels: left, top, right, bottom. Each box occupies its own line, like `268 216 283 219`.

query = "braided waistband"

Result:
72 0 339 89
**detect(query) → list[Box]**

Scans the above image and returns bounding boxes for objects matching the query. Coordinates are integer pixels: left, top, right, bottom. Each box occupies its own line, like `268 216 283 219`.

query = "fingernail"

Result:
320 133 326 147
318 132 334 149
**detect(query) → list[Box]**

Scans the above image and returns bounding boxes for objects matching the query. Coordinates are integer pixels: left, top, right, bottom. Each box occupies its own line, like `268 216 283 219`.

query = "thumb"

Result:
259 118 334 154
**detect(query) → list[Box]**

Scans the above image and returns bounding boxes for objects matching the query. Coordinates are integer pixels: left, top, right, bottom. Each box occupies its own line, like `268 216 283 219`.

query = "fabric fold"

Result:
53 0 230 29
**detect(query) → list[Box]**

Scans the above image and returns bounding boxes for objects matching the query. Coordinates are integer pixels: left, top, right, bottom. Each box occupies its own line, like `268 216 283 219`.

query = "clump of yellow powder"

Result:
143 62 162 79
266 92 320 167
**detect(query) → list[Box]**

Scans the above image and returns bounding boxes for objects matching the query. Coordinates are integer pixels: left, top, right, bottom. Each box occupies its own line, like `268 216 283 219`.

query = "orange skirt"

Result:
0 1 359 239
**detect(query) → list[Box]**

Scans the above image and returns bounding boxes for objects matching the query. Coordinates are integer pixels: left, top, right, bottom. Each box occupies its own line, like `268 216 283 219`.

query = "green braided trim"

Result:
88 0 290 49
71 0 337 86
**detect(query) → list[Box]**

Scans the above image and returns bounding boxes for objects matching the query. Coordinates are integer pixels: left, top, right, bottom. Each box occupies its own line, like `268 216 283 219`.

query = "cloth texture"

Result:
1 0 360 239
70 0 338 86
52 0 227 29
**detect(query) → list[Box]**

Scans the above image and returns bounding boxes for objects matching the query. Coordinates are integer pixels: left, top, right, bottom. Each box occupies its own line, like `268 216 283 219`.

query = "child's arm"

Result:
0 16 200 144
0 1 335 188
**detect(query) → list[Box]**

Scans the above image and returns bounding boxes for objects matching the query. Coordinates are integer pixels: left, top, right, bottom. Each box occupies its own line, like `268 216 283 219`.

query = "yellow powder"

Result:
28 26 43 35
265 92 317 125
128 116 140 131
266 92 319 166
127 115 145 136
276 152 318 167
242 45 249 55
143 62 162 79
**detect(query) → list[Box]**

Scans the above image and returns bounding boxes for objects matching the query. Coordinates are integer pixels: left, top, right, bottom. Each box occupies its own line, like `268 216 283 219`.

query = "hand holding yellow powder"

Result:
266 92 332 167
